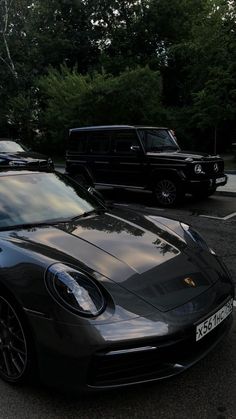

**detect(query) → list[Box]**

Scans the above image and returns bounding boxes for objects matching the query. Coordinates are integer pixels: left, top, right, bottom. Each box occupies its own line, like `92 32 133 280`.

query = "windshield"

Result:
0 172 104 230
0 141 26 153
138 129 179 152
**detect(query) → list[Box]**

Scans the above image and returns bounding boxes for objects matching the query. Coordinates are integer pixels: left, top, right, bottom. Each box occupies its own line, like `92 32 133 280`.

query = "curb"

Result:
215 190 236 197
225 170 236 175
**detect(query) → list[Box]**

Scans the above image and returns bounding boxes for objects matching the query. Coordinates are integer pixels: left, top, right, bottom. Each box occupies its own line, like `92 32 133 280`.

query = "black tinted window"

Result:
87 132 110 154
138 129 178 152
112 131 138 154
68 131 87 152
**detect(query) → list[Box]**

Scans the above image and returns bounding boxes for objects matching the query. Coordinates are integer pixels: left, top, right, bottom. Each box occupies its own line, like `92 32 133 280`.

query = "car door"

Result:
86 131 111 183
108 130 146 187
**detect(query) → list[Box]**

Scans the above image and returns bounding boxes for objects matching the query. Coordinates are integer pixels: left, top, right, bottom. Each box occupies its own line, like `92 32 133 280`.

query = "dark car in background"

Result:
0 138 54 171
0 170 233 391
65 125 227 207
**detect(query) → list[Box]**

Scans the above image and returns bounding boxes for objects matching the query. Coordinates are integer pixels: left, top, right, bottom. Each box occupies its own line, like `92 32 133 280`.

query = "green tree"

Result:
38 65 166 153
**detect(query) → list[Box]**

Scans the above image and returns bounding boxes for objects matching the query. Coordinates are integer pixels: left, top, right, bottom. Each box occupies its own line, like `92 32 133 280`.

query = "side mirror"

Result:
130 145 141 153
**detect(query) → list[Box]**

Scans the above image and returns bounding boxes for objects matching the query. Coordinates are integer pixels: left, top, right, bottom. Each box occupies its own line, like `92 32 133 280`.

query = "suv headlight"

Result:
46 263 105 317
181 223 215 254
194 164 204 174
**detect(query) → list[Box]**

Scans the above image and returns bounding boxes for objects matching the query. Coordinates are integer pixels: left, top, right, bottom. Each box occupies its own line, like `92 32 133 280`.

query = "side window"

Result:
139 129 174 151
112 130 139 154
87 132 110 154
68 131 87 153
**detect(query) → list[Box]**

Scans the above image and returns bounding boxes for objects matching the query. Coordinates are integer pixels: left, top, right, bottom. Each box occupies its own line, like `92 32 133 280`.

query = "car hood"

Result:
2 210 220 312
146 150 222 162
0 151 48 161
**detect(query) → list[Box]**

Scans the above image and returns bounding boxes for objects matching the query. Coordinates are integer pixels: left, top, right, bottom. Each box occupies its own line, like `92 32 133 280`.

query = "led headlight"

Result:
181 223 215 254
46 263 105 317
194 164 204 174
9 160 26 167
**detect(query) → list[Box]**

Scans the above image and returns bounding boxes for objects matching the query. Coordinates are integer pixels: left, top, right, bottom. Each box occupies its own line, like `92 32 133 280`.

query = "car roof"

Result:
70 125 169 132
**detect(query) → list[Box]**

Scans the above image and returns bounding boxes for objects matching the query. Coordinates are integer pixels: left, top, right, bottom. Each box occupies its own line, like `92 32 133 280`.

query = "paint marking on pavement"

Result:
145 207 164 211
199 212 236 221
114 203 129 206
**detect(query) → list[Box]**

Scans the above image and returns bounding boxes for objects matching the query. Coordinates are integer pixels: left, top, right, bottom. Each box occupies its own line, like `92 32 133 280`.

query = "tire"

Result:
153 178 184 207
0 294 35 385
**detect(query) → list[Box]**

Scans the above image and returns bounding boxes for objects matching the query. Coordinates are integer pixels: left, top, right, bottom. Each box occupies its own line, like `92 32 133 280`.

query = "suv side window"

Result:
139 129 177 152
68 131 87 153
112 130 139 154
87 132 111 154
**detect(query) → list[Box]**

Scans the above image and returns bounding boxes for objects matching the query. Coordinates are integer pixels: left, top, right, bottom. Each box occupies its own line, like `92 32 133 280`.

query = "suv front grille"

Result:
201 160 224 175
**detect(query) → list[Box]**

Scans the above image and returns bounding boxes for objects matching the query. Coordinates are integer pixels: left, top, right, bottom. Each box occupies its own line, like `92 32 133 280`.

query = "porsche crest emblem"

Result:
183 277 196 287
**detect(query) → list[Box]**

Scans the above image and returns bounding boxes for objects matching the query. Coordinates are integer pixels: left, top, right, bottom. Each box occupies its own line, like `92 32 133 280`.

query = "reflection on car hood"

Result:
3 210 221 311
0 151 48 161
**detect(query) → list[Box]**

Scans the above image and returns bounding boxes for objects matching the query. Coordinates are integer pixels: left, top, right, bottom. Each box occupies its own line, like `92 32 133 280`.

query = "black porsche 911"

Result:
0 170 234 391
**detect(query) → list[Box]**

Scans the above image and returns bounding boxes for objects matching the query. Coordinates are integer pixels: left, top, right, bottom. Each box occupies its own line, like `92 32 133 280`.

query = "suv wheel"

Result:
153 178 183 207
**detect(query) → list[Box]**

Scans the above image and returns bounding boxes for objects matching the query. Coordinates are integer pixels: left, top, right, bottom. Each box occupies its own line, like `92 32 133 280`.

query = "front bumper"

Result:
88 314 233 388
185 174 228 193
25 283 234 392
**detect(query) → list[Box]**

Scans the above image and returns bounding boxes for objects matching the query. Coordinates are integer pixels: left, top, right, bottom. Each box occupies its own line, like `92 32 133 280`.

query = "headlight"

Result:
181 223 215 254
194 164 204 174
9 160 26 167
47 158 54 166
46 263 105 317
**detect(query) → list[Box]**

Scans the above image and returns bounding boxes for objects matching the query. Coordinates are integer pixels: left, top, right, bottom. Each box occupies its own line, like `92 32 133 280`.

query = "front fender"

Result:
148 168 186 188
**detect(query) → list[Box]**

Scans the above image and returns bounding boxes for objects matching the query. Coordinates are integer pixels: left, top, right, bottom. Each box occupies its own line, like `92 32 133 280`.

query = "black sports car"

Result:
0 170 234 391
0 138 54 171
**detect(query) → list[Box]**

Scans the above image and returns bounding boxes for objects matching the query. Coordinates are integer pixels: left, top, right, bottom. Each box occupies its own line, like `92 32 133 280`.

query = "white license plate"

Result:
196 298 233 341
216 176 226 184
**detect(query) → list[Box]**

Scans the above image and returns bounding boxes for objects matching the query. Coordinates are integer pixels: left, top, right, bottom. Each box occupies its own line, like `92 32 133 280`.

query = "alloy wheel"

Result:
0 296 27 382
154 179 178 206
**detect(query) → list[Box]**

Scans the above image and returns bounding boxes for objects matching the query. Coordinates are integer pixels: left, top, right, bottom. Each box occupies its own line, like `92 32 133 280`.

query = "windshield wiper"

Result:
0 208 107 232
70 208 106 222
0 220 65 232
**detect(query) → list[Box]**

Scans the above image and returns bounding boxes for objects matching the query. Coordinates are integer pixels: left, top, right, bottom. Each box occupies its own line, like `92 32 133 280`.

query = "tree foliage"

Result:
38 65 165 153
0 0 235 153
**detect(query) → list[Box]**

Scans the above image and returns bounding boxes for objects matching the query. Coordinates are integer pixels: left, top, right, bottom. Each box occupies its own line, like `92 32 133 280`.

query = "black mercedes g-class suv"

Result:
65 125 227 206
